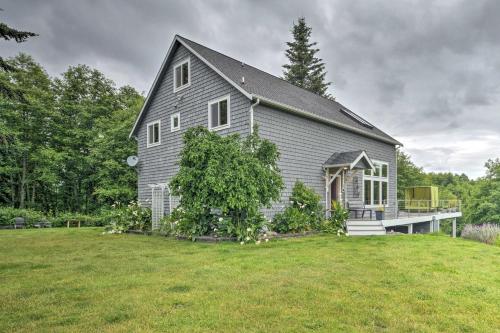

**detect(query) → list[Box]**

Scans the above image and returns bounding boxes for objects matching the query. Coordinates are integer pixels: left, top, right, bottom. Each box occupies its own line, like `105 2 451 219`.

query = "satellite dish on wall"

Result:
127 155 139 167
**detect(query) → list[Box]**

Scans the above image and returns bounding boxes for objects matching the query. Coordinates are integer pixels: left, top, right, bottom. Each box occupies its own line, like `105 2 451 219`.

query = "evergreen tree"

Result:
283 17 331 97
0 10 37 99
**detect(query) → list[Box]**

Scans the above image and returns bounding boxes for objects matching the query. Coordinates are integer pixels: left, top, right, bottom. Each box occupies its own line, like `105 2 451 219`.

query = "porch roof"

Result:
323 150 375 170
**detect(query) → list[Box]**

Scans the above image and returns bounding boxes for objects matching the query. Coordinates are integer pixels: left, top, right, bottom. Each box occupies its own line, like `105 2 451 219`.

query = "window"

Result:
171 112 180 132
363 160 389 206
147 120 161 147
208 95 230 130
173 58 190 92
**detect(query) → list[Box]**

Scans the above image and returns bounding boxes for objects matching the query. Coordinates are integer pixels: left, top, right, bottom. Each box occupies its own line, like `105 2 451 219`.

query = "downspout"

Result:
249 98 260 134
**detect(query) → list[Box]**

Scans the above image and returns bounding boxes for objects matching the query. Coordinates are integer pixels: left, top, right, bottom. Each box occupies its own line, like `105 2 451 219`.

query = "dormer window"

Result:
173 58 190 92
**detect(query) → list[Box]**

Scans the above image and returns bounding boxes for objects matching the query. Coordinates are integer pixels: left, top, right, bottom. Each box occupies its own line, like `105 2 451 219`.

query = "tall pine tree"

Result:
0 9 37 99
283 17 331 97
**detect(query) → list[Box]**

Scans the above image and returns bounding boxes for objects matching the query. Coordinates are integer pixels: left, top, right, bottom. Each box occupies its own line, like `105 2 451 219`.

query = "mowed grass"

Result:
0 229 499 333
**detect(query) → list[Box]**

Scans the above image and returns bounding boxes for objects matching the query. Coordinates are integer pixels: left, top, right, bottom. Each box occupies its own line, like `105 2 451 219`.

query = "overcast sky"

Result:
2 0 499 178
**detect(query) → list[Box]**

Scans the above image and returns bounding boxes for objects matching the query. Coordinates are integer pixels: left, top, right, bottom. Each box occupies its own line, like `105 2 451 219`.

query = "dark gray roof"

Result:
323 150 372 169
177 36 400 145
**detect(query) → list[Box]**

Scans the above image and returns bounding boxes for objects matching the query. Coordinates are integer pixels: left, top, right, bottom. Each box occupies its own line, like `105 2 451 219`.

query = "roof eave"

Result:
253 95 403 146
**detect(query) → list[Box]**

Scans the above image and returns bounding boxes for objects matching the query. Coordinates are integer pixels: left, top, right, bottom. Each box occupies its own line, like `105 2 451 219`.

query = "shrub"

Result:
0 207 47 227
272 181 323 233
170 126 283 238
105 201 151 234
461 223 500 245
321 201 349 235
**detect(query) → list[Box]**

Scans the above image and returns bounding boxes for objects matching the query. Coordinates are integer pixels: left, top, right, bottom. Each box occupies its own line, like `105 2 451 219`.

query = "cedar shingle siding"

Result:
136 45 251 211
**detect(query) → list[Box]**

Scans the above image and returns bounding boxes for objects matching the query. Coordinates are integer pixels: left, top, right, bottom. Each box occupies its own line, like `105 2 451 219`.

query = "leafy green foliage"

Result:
283 17 331 97
0 54 143 214
272 181 323 233
170 126 283 239
105 201 151 234
321 201 349 235
465 159 500 224
0 207 46 227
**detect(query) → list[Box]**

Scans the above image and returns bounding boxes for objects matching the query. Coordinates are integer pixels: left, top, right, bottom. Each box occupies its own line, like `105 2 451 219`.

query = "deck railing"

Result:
346 199 462 220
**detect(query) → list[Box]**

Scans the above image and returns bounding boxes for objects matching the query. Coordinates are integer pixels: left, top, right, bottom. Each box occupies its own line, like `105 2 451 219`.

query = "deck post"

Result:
408 223 413 234
452 218 456 238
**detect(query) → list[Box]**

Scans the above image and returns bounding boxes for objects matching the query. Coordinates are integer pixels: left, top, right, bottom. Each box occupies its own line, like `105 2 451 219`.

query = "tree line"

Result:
398 150 500 225
0 53 143 213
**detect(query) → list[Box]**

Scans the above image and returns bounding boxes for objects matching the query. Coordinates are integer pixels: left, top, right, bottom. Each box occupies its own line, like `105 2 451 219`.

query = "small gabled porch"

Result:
323 150 375 215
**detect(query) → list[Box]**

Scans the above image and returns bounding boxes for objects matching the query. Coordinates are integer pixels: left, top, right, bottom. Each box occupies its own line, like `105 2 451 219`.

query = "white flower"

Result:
245 236 250 241
218 217 223 222
255 240 261 245
240 241 245 245
345 233 349 237
246 227 252 232
265 238 269 242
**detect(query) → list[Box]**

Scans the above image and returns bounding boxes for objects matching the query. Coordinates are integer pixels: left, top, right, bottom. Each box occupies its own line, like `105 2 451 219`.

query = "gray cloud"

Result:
1 0 499 178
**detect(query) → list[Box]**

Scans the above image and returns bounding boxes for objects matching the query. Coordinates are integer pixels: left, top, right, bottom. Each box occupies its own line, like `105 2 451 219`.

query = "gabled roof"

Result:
323 150 375 170
130 35 402 146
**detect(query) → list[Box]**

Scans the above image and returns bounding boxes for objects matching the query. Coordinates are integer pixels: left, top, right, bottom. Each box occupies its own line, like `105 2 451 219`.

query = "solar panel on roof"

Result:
340 109 374 129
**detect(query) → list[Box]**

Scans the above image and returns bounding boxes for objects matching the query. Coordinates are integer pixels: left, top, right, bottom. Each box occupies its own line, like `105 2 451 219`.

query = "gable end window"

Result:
173 58 190 92
147 120 161 147
208 95 230 131
363 160 388 207
171 112 180 132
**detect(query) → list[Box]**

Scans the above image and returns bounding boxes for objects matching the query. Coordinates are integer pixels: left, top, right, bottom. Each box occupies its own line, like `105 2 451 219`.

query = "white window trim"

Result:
146 120 161 148
171 112 180 132
363 160 389 208
208 94 231 131
173 57 191 93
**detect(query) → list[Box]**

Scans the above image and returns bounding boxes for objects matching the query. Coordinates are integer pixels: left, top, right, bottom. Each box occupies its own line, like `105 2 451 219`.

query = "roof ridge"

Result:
176 35 350 111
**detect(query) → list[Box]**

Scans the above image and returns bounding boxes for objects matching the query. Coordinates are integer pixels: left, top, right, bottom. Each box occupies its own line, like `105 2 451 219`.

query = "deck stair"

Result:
346 220 386 236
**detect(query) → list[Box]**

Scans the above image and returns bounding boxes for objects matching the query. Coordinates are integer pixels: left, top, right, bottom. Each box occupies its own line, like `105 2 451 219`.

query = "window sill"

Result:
171 127 180 133
209 124 230 132
173 83 191 93
146 142 161 148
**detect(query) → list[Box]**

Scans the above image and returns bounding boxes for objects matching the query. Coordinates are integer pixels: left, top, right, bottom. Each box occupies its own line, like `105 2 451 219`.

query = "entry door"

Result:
330 177 340 203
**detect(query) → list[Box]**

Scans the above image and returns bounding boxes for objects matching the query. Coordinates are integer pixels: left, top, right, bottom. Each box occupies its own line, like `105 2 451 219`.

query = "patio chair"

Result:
13 217 25 229
346 201 373 220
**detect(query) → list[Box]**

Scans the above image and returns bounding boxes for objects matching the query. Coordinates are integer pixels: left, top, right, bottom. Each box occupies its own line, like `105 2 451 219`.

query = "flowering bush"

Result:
272 181 323 233
461 223 500 245
321 201 349 236
104 201 151 234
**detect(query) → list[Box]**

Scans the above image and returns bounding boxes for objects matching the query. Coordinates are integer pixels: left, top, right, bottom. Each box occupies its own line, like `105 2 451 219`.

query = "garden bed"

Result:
125 230 319 242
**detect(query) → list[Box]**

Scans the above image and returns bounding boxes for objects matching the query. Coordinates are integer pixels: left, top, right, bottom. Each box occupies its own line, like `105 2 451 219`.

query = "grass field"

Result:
1 228 499 332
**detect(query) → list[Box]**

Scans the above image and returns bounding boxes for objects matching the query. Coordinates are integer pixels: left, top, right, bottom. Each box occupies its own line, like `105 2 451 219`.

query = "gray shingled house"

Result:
129 35 407 234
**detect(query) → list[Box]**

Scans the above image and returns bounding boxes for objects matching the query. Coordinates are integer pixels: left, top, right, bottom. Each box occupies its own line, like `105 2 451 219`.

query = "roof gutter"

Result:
253 94 403 146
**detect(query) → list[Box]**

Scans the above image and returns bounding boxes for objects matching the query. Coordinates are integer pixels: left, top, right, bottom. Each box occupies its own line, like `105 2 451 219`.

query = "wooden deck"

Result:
347 211 462 236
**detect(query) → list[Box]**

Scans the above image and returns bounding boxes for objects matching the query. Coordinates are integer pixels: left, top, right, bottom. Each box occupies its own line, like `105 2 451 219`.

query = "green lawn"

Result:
0 229 499 332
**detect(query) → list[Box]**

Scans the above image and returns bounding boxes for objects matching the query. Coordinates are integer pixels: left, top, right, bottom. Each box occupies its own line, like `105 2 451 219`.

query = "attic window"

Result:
147 120 161 148
173 58 190 92
340 109 374 128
